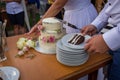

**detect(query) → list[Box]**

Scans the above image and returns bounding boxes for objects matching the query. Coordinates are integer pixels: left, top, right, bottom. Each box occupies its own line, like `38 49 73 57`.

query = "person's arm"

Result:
83 0 120 53
91 2 110 31
28 0 68 35
81 3 110 36
102 0 120 51
37 0 68 25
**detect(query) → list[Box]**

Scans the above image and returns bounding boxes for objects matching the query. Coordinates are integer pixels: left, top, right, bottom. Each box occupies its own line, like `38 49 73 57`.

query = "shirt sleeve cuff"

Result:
91 20 108 32
103 27 120 51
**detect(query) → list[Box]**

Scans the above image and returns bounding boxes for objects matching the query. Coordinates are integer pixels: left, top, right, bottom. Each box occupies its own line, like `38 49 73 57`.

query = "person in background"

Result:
81 0 120 80
28 0 98 35
26 0 40 26
2 0 26 35
39 0 48 18
0 12 8 36
0 13 3 22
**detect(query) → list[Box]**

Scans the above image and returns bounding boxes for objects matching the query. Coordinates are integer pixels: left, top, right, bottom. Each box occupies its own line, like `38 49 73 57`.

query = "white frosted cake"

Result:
38 17 65 54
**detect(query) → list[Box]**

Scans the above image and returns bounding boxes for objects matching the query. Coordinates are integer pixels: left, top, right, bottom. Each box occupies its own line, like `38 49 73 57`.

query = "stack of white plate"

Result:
56 33 91 66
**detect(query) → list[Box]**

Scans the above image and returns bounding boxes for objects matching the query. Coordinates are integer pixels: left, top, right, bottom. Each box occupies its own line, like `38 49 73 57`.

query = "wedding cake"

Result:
38 17 65 54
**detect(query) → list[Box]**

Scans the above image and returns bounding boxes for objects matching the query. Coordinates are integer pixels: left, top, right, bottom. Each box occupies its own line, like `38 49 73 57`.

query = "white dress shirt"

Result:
91 0 120 51
6 2 24 14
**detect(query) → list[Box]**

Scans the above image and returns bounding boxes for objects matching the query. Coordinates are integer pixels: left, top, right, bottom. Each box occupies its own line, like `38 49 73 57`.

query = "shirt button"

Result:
109 3 111 5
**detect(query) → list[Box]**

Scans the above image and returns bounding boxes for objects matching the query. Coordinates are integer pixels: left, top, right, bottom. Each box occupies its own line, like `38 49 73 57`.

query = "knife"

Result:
56 18 79 29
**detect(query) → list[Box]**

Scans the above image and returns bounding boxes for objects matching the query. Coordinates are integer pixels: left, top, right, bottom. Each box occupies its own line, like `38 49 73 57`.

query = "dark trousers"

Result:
108 49 120 80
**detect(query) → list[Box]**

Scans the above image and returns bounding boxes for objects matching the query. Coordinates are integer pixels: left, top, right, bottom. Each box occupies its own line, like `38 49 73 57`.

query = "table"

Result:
0 35 112 80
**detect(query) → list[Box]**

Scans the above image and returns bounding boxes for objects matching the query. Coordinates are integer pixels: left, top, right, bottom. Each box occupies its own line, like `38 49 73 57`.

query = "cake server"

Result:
56 18 79 29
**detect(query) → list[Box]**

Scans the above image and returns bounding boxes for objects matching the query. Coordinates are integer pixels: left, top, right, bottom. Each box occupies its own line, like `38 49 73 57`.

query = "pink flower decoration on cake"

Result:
48 36 55 42
42 36 55 43
42 37 48 42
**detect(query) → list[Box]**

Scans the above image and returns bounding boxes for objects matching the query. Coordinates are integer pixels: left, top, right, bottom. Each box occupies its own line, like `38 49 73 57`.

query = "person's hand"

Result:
81 25 97 36
27 24 43 35
84 35 110 54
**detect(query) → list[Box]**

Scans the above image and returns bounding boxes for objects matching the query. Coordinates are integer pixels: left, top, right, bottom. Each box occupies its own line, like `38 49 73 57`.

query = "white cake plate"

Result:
34 41 56 54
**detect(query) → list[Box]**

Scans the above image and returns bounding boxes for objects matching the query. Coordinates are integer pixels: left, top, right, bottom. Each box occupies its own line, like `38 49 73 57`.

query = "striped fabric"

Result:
100 24 113 34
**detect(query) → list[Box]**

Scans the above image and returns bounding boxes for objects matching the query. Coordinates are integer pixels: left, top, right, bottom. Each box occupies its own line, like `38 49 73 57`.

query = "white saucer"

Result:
34 41 56 54
0 66 20 80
